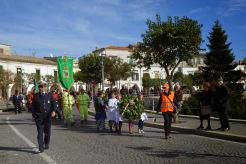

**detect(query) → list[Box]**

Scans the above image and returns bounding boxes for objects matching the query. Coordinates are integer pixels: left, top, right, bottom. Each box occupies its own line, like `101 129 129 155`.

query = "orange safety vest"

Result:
161 91 174 112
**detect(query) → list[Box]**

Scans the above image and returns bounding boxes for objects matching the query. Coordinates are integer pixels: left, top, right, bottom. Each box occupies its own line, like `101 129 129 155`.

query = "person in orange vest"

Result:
157 83 175 139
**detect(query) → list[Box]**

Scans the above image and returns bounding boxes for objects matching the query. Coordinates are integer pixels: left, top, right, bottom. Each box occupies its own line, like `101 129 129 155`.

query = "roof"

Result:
105 46 131 51
0 54 57 65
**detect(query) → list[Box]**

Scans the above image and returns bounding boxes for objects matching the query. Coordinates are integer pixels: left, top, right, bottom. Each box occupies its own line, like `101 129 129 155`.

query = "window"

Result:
17 68 22 74
0 48 3 53
154 71 160 78
0 65 3 70
54 70 58 82
131 72 139 81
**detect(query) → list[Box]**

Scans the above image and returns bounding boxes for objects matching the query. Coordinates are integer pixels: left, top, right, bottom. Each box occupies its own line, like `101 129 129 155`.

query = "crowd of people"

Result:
195 78 230 131
12 78 231 153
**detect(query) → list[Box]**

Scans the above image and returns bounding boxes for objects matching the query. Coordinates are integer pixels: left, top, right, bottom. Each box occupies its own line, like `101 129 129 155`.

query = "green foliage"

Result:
78 53 133 86
227 83 246 119
119 96 144 121
142 73 161 89
0 69 13 100
105 57 133 86
173 72 184 84
131 15 202 88
78 53 102 84
180 96 200 115
173 71 203 87
142 73 151 88
181 84 246 119
202 20 240 82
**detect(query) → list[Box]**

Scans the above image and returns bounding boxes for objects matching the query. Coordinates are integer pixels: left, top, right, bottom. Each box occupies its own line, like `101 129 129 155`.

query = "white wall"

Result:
0 60 57 75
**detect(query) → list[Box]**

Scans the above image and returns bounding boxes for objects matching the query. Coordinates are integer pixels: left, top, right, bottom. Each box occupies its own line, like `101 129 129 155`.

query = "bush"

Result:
180 83 246 119
226 83 246 119
180 96 200 115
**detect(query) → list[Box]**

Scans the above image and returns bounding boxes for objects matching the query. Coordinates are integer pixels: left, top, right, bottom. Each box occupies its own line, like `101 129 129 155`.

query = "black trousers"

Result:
218 109 230 129
138 120 144 130
35 115 52 147
162 112 172 136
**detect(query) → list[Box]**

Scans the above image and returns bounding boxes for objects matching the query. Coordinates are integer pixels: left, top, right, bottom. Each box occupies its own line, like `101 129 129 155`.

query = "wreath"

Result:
119 95 144 121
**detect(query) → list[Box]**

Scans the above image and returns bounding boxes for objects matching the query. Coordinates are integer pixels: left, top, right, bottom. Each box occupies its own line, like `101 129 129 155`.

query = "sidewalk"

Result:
88 105 246 143
144 110 246 143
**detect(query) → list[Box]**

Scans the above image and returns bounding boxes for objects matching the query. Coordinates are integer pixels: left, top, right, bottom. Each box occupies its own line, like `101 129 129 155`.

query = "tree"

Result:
173 72 184 84
142 73 152 89
105 58 133 88
104 57 121 87
131 15 202 89
0 69 13 100
202 20 241 82
78 53 102 84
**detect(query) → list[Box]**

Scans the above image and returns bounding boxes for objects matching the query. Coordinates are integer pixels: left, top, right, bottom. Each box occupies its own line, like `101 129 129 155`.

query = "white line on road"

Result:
6 117 57 164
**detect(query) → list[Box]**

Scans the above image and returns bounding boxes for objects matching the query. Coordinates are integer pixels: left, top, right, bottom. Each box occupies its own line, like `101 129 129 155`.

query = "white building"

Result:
93 45 207 90
0 44 80 100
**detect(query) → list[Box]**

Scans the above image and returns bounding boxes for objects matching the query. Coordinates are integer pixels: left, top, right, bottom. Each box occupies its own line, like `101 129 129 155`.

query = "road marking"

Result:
6 117 57 164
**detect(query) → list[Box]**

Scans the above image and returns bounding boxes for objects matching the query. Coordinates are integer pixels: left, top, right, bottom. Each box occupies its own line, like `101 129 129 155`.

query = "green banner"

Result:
57 56 74 89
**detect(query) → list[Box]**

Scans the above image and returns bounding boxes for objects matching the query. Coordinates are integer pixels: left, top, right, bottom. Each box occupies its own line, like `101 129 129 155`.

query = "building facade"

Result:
93 46 208 90
0 44 80 100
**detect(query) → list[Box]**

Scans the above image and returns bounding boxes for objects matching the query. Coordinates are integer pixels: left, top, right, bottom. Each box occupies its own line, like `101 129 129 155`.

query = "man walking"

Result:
76 88 90 124
214 78 230 131
157 83 175 139
32 83 56 153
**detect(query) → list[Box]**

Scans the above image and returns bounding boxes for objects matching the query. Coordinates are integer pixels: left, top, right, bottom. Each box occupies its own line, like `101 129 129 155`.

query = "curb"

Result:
145 109 246 124
143 121 246 144
88 110 246 143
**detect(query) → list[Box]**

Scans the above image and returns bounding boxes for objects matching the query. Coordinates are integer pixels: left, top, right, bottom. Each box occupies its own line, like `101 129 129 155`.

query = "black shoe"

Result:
205 126 211 130
44 145 49 150
197 126 204 130
39 146 44 153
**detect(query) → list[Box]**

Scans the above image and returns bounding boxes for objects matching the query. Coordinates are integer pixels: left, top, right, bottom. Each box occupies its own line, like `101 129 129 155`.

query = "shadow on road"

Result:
125 146 246 159
0 146 39 154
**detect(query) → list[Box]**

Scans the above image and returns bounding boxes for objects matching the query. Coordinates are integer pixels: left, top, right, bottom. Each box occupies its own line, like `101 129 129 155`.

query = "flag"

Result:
57 56 74 89
34 79 39 93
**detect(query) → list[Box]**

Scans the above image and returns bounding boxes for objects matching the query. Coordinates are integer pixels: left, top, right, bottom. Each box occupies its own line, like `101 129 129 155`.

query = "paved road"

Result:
144 111 246 137
1 112 246 164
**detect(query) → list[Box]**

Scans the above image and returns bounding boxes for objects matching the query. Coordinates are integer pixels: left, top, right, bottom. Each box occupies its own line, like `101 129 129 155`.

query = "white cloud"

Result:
187 7 210 15
217 0 246 17
238 25 246 30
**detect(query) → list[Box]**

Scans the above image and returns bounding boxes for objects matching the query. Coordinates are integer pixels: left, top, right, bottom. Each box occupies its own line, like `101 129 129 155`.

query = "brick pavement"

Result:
1 111 246 164
88 105 246 143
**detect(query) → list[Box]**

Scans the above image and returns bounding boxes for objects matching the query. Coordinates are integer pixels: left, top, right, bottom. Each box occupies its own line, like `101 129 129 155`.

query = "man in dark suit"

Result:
32 83 56 153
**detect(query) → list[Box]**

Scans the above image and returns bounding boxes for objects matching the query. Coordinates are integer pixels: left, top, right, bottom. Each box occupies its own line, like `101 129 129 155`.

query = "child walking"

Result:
138 112 148 133
94 91 106 131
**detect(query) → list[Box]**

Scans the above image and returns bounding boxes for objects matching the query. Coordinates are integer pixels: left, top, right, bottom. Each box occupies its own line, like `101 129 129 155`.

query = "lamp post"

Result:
17 68 23 93
99 50 106 91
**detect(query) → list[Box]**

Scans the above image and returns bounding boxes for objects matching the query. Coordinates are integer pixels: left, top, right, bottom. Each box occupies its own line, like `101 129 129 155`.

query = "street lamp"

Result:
99 50 106 91
17 68 23 93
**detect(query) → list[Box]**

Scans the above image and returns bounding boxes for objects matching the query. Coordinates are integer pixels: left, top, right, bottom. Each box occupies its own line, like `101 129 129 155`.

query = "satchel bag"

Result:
201 105 212 115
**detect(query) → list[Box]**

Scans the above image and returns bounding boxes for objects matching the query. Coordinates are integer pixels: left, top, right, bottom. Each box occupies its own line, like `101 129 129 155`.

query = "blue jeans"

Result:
138 120 144 130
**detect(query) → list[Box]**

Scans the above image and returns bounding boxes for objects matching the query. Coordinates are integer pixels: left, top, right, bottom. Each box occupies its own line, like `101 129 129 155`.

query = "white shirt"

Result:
140 112 148 121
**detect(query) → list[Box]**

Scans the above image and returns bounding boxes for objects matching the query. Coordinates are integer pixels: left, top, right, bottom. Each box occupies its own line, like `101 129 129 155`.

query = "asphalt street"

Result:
0 111 246 164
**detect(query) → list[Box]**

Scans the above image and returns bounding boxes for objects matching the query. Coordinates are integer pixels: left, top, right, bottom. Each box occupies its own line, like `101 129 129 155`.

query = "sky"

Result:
0 0 245 60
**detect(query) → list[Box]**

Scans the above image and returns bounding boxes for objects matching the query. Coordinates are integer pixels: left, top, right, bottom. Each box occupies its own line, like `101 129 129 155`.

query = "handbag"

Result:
201 105 212 115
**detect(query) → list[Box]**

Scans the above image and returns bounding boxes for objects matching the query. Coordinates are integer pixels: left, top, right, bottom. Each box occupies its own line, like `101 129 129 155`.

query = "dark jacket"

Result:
32 92 57 118
196 90 213 108
213 85 229 111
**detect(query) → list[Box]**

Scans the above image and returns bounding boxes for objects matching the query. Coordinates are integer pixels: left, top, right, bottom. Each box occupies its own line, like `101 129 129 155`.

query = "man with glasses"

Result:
157 83 175 139
32 83 56 153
